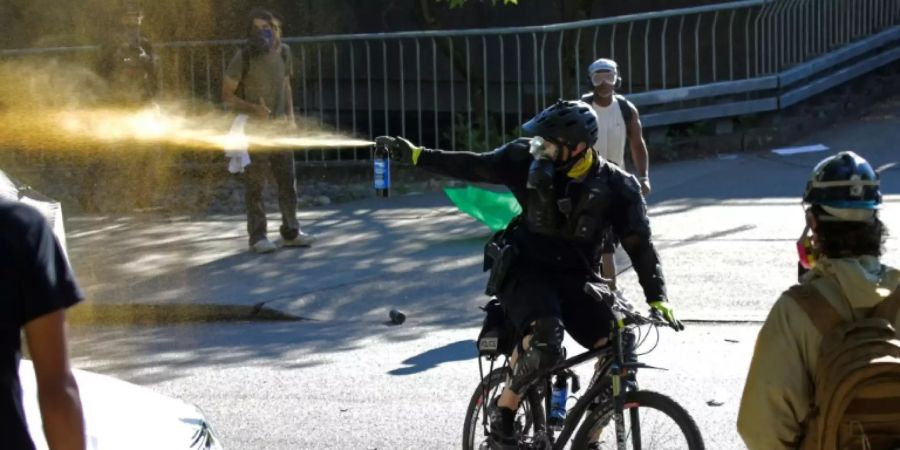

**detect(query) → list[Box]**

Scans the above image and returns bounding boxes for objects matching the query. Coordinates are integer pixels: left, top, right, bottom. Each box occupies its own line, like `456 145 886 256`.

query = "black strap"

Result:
234 48 251 101
581 93 634 124
615 94 634 125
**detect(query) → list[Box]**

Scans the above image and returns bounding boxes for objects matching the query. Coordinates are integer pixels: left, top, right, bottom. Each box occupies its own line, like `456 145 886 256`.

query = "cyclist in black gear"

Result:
377 100 682 450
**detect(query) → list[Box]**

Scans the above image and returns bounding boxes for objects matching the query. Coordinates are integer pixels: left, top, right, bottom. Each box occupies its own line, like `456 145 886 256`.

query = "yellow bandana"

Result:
566 148 594 179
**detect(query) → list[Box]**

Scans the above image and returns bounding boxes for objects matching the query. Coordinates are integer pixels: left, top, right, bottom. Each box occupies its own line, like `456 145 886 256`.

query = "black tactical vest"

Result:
524 163 615 244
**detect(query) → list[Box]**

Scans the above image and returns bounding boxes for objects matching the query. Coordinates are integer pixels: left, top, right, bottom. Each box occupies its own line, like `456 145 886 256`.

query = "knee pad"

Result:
510 318 564 393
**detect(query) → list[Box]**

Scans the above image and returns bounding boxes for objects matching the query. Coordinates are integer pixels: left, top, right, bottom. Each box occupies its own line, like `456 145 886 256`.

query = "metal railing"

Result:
3 0 900 163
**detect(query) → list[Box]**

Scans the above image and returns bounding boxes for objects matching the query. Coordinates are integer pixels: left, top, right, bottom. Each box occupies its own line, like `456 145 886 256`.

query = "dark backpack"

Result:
788 284 900 450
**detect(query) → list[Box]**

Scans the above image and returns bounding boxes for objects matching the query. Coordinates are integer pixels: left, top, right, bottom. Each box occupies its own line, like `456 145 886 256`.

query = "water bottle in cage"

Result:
548 373 569 430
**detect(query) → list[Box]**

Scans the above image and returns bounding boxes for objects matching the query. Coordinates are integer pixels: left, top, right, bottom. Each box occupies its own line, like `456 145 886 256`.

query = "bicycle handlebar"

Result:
607 294 672 329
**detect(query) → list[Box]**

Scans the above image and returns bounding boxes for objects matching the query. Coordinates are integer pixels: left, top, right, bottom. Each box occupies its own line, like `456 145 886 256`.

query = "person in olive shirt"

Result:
1 200 85 450
222 7 316 253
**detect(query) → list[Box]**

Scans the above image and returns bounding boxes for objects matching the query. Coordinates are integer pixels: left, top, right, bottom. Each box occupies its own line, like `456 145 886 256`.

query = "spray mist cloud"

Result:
0 58 373 156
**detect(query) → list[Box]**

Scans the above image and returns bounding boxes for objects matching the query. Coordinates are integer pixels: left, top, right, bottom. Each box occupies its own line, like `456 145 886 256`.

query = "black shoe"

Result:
488 403 519 450
487 434 518 450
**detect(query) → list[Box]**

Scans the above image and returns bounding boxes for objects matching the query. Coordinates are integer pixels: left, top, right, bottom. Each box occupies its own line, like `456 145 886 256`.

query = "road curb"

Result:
68 302 306 326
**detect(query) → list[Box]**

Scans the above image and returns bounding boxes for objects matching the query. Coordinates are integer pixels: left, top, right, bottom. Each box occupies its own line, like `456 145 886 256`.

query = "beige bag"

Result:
789 284 900 450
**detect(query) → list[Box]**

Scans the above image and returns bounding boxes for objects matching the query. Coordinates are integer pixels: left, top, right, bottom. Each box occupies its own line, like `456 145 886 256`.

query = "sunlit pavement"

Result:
70 321 759 450
63 98 900 449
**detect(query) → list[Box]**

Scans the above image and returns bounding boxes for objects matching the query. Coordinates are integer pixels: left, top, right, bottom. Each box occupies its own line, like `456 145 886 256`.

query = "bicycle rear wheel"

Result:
571 390 704 450
462 367 546 450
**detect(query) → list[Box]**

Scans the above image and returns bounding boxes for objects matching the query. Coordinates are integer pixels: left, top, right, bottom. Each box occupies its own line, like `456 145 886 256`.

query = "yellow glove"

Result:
649 301 684 331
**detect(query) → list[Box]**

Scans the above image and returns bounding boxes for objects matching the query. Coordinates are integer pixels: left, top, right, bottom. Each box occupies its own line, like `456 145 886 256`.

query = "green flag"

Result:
443 185 522 232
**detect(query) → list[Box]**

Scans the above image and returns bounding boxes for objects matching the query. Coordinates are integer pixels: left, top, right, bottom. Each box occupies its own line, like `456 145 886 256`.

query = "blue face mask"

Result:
259 28 274 46
248 28 275 54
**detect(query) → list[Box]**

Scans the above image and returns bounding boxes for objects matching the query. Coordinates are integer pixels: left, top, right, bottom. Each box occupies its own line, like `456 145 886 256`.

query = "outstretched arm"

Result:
379 136 531 186
417 148 524 185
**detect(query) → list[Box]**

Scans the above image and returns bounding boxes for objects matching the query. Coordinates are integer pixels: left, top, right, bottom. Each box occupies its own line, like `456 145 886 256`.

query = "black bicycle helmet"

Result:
521 100 599 147
803 151 881 221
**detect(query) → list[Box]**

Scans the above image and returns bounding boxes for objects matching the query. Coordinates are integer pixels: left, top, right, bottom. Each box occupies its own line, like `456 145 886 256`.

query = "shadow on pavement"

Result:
62 114 900 381
70 320 483 385
387 339 477 376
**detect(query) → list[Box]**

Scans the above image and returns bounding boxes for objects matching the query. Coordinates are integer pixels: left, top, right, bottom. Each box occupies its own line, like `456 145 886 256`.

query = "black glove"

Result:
374 136 422 165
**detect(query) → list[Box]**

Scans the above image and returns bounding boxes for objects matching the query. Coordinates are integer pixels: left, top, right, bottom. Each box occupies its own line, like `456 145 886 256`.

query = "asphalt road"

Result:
64 96 900 449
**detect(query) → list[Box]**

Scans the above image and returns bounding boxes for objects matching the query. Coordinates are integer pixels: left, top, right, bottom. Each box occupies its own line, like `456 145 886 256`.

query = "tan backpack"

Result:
789 284 900 450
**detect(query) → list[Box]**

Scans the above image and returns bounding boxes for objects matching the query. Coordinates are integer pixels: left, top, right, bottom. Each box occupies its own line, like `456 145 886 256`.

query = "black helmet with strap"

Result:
521 100 599 147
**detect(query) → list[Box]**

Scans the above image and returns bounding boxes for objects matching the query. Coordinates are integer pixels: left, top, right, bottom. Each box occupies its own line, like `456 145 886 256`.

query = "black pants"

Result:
244 150 299 245
498 267 614 350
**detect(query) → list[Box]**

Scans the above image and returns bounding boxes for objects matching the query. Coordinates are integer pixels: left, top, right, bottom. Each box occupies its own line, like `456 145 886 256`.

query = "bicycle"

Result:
462 282 705 449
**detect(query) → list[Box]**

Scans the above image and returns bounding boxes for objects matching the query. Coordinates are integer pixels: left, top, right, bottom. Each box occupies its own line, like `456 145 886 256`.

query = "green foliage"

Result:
444 112 521 152
653 141 680 162
441 0 518 8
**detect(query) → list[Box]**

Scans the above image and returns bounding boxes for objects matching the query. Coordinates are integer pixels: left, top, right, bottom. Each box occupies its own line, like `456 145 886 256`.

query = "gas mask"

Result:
527 136 594 190
527 136 558 191
525 136 561 235
248 28 275 55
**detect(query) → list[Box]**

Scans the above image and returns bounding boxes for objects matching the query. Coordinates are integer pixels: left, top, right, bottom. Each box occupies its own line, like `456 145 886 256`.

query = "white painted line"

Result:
771 144 830 156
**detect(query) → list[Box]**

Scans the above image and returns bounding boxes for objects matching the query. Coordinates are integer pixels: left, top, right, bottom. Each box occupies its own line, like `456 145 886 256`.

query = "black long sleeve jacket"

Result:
417 138 668 303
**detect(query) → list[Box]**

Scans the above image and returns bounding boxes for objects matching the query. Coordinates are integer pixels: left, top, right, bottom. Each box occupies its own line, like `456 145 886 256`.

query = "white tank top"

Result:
590 96 628 167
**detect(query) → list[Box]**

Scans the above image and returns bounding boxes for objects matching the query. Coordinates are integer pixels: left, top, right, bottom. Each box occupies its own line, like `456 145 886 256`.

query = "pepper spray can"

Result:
373 138 391 198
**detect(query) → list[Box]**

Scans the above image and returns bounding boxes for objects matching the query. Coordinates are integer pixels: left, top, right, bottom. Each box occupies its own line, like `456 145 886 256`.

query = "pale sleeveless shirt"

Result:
590 96 628 167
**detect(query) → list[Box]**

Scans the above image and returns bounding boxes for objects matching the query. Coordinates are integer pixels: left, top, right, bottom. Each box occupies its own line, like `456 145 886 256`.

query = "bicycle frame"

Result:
567 300 669 450
474 294 669 450
545 322 653 450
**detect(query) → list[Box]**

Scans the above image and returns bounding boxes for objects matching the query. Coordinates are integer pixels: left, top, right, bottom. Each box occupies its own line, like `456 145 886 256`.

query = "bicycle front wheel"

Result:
571 390 704 450
461 367 546 450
